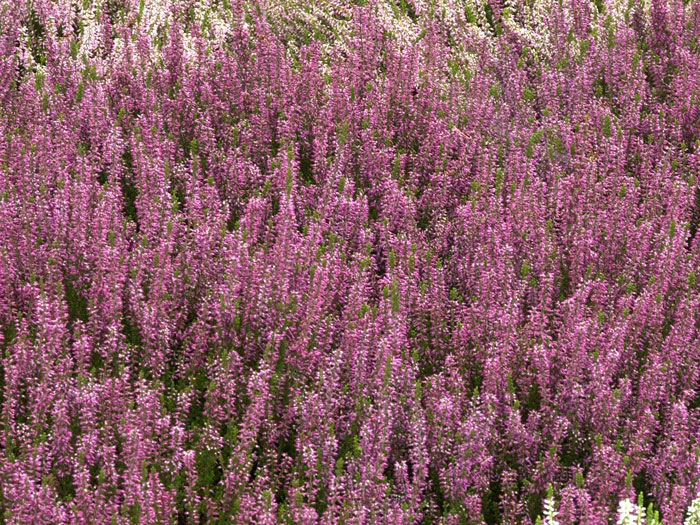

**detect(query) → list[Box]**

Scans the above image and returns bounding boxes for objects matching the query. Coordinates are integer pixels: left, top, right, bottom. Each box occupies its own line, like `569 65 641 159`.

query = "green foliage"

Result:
526 130 544 158
602 114 612 137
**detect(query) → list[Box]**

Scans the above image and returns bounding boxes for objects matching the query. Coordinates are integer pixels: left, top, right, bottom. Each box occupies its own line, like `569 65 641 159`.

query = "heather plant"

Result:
0 0 700 523
686 492 700 525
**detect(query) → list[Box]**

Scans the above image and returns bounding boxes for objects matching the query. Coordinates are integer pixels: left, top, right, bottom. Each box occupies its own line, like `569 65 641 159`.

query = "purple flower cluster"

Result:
1 0 700 523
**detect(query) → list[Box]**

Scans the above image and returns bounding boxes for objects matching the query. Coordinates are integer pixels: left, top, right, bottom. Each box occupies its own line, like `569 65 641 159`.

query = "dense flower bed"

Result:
1 0 700 523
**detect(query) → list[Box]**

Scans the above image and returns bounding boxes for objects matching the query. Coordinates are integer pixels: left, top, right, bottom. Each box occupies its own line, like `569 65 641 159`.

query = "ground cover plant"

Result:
1 0 700 522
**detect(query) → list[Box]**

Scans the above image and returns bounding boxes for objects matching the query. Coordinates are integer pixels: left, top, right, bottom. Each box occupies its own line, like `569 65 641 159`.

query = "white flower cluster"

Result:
686 491 700 525
78 3 101 60
617 497 644 525
374 0 421 49
139 0 174 44
542 492 559 525
539 490 694 525
539 490 700 525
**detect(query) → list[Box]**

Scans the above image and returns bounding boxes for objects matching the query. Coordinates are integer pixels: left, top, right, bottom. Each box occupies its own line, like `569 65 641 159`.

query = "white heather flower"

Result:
542 484 559 525
543 495 559 525
686 491 700 525
376 1 420 49
182 32 198 64
617 498 638 525
140 0 174 48
79 4 100 60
